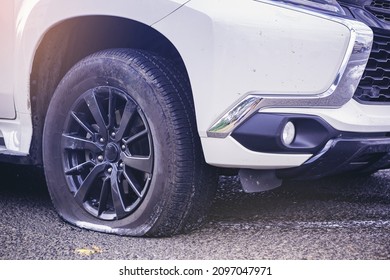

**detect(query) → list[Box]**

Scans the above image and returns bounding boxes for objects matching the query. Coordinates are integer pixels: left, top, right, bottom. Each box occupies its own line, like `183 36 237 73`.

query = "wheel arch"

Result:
30 15 191 165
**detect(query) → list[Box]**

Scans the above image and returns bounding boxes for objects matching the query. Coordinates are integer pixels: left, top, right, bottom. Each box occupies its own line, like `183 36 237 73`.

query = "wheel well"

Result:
30 16 189 165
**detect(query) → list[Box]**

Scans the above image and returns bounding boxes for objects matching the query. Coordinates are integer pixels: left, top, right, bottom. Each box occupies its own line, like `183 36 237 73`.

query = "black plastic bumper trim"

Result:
231 113 388 154
277 137 390 180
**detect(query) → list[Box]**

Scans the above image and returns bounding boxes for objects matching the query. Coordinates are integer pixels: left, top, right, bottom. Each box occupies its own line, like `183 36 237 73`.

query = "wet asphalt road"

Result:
0 163 389 260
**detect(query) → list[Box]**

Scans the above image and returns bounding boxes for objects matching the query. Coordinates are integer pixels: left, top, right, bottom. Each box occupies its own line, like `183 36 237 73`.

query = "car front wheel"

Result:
43 49 216 236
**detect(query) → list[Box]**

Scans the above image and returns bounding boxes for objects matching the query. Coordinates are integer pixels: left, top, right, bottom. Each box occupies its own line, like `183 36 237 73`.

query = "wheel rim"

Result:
61 86 153 220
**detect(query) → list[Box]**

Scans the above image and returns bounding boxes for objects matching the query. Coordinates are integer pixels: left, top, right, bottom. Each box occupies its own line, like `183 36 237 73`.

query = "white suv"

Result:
1 0 389 236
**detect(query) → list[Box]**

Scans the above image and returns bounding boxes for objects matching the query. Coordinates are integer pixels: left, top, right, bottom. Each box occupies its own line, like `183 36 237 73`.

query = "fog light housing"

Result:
282 121 296 146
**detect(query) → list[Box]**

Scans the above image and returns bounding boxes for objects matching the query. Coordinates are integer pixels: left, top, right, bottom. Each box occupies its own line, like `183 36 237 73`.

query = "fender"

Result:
8 0 188 154
15 0 188 114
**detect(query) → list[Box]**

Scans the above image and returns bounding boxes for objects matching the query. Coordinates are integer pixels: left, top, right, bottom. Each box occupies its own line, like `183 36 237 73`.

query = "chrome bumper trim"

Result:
207 96 263 138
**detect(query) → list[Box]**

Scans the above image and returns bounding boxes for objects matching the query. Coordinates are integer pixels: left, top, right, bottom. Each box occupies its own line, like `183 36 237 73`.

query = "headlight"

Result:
265 0 345 15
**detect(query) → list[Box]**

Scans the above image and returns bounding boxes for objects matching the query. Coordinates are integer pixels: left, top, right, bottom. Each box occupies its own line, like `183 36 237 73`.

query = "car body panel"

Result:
0 0 188 153
0 0 16 119
0 0 389 171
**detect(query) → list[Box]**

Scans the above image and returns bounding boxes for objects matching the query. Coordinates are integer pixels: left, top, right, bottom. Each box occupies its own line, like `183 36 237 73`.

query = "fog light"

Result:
282 121 295 146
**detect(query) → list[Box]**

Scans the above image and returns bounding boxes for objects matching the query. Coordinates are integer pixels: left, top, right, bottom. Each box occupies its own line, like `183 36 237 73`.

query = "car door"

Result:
0 0 16 119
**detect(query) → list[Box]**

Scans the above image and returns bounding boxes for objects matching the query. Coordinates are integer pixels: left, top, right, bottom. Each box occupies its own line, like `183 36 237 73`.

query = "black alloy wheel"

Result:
62 86 153 220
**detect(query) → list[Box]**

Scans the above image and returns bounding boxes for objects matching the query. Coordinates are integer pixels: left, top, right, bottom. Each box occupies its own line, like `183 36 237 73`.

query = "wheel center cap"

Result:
105 143 119 162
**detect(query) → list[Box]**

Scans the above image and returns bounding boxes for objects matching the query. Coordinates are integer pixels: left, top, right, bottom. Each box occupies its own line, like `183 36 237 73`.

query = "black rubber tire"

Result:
43 49 216 236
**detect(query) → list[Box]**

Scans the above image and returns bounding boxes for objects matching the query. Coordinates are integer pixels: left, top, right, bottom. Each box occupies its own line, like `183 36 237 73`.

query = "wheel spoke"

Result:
71 111 94 135
62 134 103 153
108 88 117 128
74 163 106 203
84 92 107 136
97 178 110 217
121 153 153 173
123 129 148 145
115 100 137 141
65 161 95 175
123 170 142 198
110 166 127 219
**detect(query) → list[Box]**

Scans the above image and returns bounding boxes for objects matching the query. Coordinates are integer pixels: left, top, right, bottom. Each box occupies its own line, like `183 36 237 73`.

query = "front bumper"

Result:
199 1 390 176
158 0 390 175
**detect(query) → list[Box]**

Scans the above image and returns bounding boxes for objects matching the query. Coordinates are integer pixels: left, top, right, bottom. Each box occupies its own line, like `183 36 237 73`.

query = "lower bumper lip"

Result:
277 137 390 179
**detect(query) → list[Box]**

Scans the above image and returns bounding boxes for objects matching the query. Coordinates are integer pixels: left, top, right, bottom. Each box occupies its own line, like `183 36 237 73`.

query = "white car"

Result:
1 0 389 236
